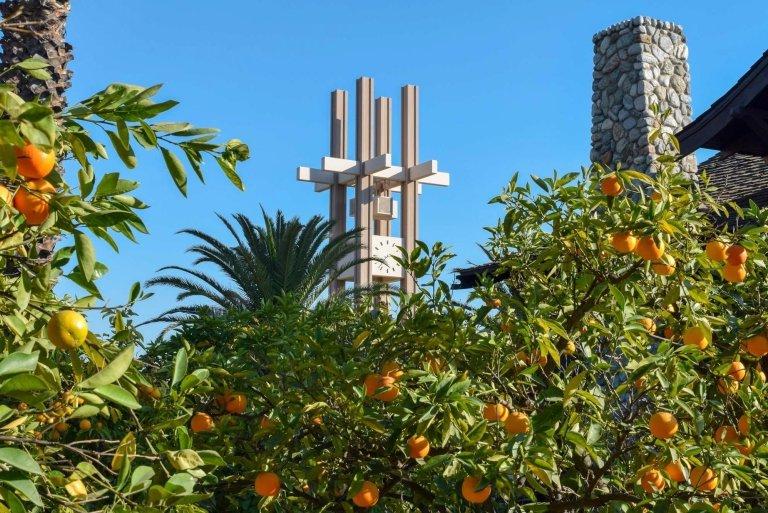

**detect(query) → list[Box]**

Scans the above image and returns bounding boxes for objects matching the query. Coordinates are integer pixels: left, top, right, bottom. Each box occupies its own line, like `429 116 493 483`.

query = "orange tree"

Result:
154 132 767 512
0 58 248 512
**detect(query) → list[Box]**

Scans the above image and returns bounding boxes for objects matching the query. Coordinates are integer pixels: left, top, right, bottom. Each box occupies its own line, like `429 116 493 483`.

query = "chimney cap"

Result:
592 16 684 44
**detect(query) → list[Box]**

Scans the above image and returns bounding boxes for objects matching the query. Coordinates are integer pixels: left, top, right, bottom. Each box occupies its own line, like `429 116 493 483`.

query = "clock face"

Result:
371 236 403 279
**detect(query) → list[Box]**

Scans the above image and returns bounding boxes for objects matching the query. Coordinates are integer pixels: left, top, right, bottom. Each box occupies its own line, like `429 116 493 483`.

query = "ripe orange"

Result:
254 472 281 497
483 403 509 422
259 416 275 430
689 466 717 492
738 438 754 456
611 232 638 253
352 481 379 508
745 334 768 357
54 421 69 433
190 412 214 433
648 412 678 439
664 460 685 483
15 143 55 179
363 374 381 396
13 179 55 225
381 360 404 380
651 261 675 276
728 361 746 382
600 175 622 196
705 241 728 262
714 425 739 444
636 237 665 261
79 419 91 431
639 317 656 334
47 310 89 351
663 326 675 339
682 327 708 350
487 298 502 309
0 185 12 206
461 476 491 504
640 469 666 493
375 375 399 402
723 264 746 283
407 435 430 458
717 379 738 395
225 393 247 414
725 245 747 265
214 392 231 408
738 414 749 435
504 411 530 435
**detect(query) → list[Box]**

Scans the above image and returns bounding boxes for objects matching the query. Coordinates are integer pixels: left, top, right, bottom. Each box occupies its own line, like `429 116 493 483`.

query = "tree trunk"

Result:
0 0 72 112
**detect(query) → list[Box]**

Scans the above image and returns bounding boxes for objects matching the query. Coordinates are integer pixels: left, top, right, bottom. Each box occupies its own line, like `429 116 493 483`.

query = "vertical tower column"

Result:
355 77 374 287
329 90 348 295
400 85 419 294
591 16 696 175
374 97 392 236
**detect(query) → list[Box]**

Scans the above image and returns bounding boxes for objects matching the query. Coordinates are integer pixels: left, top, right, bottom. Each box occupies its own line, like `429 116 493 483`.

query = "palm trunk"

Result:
0 0 72 112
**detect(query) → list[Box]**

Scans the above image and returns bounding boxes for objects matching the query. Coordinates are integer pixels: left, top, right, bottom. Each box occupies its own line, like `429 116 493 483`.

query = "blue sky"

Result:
61 1 768 338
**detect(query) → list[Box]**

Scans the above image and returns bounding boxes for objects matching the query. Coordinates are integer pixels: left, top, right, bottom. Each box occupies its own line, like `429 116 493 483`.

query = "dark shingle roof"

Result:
700 152 768 208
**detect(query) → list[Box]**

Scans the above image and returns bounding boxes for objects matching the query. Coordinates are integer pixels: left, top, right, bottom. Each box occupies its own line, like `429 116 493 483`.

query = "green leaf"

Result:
78 344 134 389
0 471 43 506
0 351 38 378
0 448 43 475
69 404 100 419
171 348 187 388
161 147 187 196
93 384 141 409
74 230 96 282
127 465 155 494
107 130 137 169
216 156 244 191
166 450 204 471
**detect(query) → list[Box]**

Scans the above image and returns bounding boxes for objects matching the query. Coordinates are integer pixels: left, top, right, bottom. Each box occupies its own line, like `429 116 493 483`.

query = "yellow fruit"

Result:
407 435 430 459
600 175 622 196
254 472 281 497
483 403 509 422
47 310 88 351
636 237 665 261
461 476 491 504
723 264 746 283
689 466 717 492
352 481 379 508
682 327 708 350
611 232 638 253
649 412 678 439
705 241 728 262
717 379 739 395
504 411 530 435
639 317 657 334
65 479 87 498
563 340 576 355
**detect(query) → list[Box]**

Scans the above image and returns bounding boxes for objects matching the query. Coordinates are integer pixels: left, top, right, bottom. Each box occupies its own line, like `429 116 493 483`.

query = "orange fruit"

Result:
13 179 55 225
254 472 281 497
600 175 622 196
611 232 638 253
649 412 678 439
745 334 768 357
190 412 214 433
225 393 247 414
352 480 379 508
640 468 666 493
634 377 647 390
15 143 55 179
714 425 739 444
214 392 231 408
717 378 739 395
651 190 663 201
259 416 275 430
705 241 728 262
737 438 754 456
664 460 685 483
381 360 404 380
563 340 576 355
364 374 381 396
689 466 717 492
47 310 88 351
487 298 502 309
375 375 399 402
639 317 656 334
0 185 12 206
504 411 530 435
652 261 675 276
682 327 708 350
461 476 491 504
54 421 69 433
723 264 746 283
725 245 747 265
636 237 665 261
728 361 746 382
79 419 91 431
738 414 750 435
483 403 509 422
663 326 675 339
407 435 430 459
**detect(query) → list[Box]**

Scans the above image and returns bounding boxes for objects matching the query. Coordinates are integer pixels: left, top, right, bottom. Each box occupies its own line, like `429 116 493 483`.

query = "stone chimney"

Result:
591 16 696 174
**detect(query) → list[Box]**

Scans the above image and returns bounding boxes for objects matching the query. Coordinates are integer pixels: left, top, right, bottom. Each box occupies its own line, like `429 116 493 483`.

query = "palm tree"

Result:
146 210 370 322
